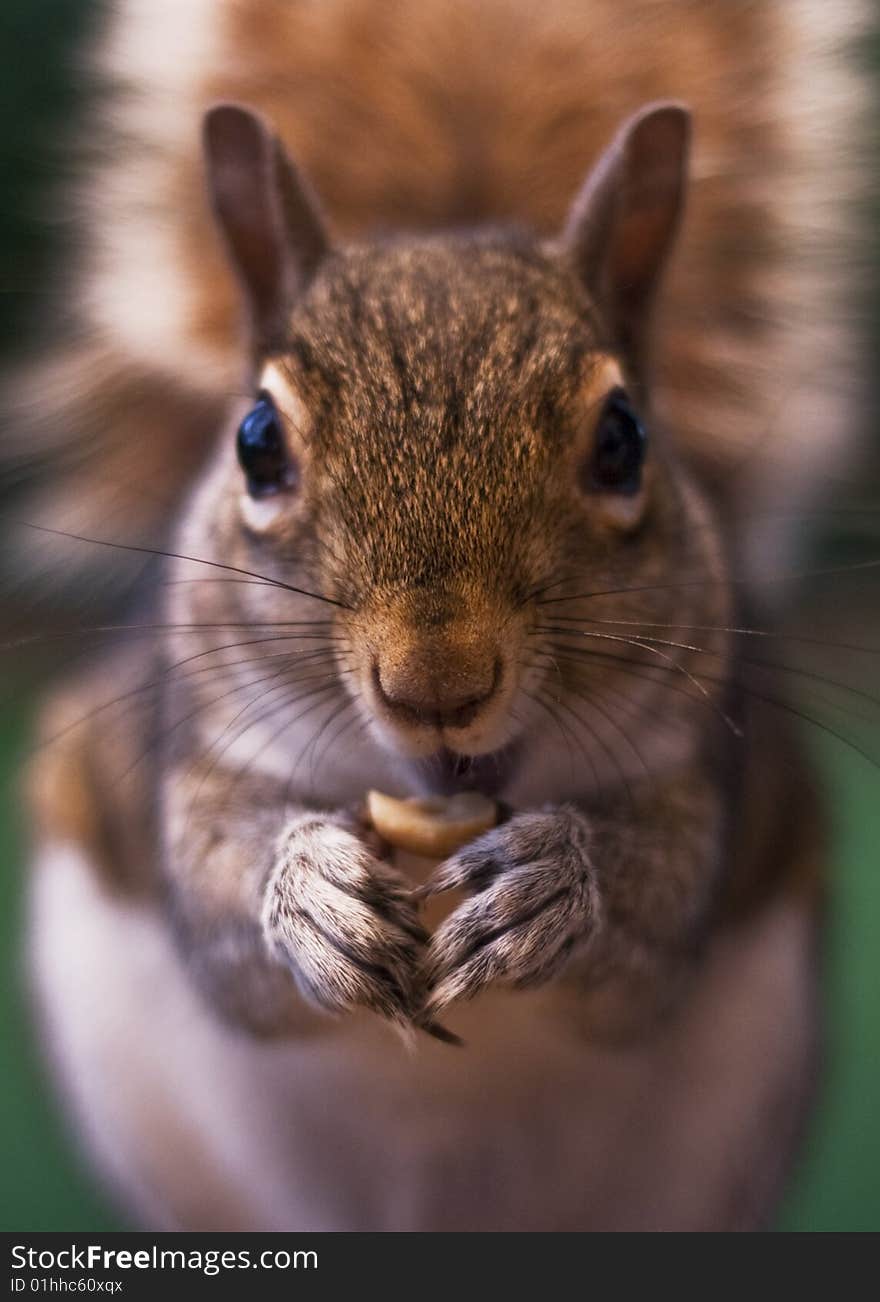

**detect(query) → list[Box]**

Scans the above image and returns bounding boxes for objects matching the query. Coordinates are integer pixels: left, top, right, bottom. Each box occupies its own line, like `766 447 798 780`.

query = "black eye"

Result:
236 392 296 497
588 388 647 495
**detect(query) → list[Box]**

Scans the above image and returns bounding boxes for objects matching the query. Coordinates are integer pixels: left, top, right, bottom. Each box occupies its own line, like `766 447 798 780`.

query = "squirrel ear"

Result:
202 103 329 354
563 102 690 368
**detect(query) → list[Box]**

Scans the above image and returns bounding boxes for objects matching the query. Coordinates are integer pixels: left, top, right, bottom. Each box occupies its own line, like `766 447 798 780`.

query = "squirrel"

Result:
22 0 864 1231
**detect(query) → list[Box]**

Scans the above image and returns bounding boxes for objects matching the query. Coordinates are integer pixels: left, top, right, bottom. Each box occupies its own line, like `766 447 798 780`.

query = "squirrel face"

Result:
234 240 665 761
187 102 731 786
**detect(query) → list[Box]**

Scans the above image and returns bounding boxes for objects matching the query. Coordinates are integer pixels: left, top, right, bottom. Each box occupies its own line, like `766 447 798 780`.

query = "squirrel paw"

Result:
262 814 428 1028
418 808 600 1015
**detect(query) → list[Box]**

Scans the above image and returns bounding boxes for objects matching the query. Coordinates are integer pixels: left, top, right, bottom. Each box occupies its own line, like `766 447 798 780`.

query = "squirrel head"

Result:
193 102 726 778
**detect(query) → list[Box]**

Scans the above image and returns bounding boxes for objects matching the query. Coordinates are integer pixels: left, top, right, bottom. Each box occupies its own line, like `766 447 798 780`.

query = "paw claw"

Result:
415 1015 465 1047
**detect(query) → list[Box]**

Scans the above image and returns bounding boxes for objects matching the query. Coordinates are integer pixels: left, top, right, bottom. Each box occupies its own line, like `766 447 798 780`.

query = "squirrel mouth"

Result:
413 745 517 798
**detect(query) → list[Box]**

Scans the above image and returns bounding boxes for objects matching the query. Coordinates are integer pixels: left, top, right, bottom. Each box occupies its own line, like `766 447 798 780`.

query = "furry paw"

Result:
418 808 600 1014
263 814 428 1028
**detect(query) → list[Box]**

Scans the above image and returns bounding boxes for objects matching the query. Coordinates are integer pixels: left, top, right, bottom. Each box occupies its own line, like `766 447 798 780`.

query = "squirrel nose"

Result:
373 654 501 730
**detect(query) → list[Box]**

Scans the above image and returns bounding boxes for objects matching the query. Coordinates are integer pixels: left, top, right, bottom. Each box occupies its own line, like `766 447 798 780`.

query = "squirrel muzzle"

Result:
373 641 502 732
355 593 518 759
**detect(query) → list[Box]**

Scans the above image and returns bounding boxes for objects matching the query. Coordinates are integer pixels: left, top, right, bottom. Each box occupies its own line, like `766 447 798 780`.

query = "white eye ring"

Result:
240 492 286 532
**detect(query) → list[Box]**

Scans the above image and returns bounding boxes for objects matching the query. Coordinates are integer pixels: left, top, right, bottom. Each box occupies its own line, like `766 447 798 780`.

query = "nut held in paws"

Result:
367 790 498 858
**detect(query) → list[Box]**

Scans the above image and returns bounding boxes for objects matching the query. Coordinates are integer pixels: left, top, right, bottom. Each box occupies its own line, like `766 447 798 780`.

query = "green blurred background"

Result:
0 1 878 1232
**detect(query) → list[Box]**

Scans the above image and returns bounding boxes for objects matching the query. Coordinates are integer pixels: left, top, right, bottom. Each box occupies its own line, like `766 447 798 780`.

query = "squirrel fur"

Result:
22 0 865 1230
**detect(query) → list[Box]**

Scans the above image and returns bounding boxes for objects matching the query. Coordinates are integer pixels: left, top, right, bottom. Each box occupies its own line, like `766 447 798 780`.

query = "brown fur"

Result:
21 0 862 1231
3 0 865 580
95 160 736 1039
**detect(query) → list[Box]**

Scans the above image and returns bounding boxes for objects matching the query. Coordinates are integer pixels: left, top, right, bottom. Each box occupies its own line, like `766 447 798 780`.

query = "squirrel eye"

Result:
587 388 647 495
236 392 297 497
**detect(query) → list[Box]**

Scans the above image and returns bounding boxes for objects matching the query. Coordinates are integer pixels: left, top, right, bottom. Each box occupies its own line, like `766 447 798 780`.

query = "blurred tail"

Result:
2 0 869 597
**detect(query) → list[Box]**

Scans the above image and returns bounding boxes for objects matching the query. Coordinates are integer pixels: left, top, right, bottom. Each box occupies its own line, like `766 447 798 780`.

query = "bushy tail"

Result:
2 0 869 596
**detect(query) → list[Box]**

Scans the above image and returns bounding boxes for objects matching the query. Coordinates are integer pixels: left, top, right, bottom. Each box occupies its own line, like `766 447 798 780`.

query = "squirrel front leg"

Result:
161 761 429 1037
419 766 725 1036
